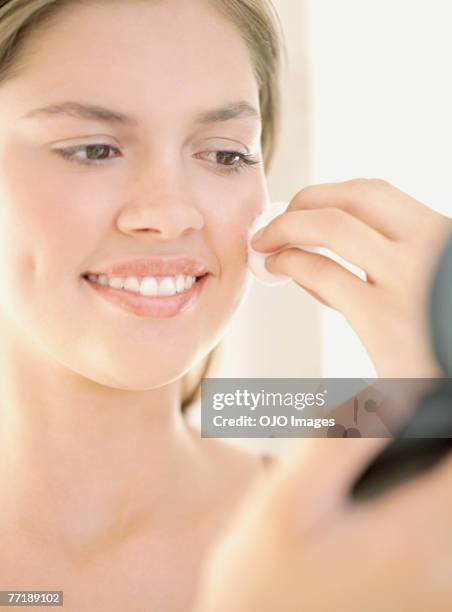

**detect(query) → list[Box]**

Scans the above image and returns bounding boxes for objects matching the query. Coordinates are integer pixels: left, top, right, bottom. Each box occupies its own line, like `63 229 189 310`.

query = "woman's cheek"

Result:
211 200 264 305
0 139 90 257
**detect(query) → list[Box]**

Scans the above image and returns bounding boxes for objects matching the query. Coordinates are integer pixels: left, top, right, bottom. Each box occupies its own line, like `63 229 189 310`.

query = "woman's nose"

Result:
116 167 205 240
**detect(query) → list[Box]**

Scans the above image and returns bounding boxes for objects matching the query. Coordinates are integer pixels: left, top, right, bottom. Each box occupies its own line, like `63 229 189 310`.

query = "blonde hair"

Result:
0 0 287 413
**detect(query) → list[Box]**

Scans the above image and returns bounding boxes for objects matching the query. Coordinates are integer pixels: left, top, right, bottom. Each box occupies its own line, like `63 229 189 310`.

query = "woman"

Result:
0 0 282 608
0 0 451 610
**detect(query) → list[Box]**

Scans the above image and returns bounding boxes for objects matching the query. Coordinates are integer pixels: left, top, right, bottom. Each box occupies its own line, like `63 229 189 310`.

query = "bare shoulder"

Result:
197 435 276 484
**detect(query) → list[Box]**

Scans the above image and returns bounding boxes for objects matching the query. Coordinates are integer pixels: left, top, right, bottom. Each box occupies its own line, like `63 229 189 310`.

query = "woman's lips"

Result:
81 273 210 318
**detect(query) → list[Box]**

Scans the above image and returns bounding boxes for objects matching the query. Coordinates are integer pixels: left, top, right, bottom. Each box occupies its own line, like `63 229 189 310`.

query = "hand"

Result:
192 437 452 612
251 179 452 377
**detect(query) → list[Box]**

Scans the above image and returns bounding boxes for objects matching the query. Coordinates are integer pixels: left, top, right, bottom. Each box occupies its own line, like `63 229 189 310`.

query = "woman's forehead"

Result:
0 2 261 133
12 0 255 82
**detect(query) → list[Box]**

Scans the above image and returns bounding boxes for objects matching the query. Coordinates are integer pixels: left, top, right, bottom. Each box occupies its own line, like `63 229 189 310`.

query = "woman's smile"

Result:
81 271 211 318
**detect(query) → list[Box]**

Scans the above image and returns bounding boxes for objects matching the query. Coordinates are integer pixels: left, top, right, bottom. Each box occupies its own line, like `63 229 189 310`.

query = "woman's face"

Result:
0 0 269 388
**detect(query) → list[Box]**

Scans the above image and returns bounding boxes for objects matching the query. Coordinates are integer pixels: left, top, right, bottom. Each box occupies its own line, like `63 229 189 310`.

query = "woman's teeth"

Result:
86 274 198 297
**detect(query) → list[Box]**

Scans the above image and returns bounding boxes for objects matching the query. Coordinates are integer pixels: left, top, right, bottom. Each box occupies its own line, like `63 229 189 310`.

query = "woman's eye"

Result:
200 151 262 175
54 144 121 166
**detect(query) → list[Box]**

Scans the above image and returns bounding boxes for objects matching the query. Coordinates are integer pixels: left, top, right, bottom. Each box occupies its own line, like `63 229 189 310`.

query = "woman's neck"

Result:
0 334 206 560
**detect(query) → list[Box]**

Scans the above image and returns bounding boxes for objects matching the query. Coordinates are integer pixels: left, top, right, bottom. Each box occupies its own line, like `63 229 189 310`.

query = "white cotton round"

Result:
247 201 322 286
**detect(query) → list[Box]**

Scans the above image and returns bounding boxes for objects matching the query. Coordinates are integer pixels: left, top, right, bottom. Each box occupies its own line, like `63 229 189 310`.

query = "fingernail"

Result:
266 253 277 266
252 227 265 243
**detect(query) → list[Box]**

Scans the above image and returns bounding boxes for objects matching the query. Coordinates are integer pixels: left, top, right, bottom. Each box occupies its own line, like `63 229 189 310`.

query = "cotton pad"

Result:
247 201 322 286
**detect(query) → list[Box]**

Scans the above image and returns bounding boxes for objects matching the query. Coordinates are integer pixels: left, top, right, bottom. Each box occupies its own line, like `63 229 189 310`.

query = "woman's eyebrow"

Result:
21 100 261 125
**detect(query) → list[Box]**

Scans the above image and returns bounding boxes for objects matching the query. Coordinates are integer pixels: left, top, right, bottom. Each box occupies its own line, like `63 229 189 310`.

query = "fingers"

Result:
265 247 373 319
301 286 331 307
285 179 430 241
252 207 396 284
